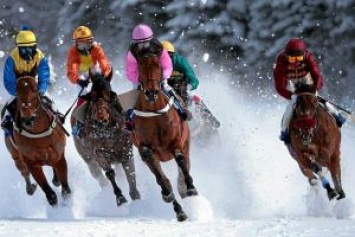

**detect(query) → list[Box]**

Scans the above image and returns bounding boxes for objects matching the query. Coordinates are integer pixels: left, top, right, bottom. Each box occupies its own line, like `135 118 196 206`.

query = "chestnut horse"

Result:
132 54 198 221
71 74 140 206
5 76 71 206
289 85 345 200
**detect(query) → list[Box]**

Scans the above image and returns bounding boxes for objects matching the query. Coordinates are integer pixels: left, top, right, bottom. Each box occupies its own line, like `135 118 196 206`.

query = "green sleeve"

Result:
173 53 199 90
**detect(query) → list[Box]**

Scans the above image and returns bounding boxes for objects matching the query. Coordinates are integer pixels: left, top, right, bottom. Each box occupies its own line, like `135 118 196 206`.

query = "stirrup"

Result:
279 130 291 144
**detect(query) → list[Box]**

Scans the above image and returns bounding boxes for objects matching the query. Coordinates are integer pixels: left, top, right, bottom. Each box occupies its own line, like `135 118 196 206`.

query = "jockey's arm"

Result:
37 57 50 94
160 49 173 80
273 54 292 100
306 52 323 90
93 45 112 78
66 47 81 84
125 51 139 84
177 55 199 90
3 57 17 96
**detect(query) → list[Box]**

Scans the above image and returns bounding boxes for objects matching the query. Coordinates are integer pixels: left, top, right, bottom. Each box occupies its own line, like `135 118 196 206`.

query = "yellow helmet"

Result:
16 30 37 46
72 26 93 41
161 40 175 53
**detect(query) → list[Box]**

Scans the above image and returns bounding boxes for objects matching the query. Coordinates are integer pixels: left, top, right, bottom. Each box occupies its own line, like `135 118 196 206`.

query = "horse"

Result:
4 76 71 206
289 85 345 200
71 73 140 206
132 54 198 221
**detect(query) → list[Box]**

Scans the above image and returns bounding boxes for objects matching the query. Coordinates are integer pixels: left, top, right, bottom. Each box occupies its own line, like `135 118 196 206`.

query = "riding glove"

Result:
77 79 90 88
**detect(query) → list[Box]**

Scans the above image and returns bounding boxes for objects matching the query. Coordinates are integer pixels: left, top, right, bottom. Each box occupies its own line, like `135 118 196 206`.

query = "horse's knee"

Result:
140 147 154 162
105 169 115 180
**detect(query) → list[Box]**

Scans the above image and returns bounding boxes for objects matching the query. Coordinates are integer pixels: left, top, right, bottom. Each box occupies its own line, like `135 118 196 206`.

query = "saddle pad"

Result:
117 89 140 112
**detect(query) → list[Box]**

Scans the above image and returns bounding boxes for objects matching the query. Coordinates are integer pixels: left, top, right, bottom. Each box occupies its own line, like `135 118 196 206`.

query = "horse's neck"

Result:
23 107 52 133
136 91 169 111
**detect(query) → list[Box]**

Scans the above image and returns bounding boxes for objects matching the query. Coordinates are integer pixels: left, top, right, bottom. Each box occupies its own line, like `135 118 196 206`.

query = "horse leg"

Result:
329 154 345 200
174 150 198 197
52 168 60 187
54 156 71 199
29 165 57 206
86 158 109 188
121 158 141 200
177 169 187 199
140 146 174 202
140 146 187 221
11 155 37 195
24 176 37 195
104 168 127 206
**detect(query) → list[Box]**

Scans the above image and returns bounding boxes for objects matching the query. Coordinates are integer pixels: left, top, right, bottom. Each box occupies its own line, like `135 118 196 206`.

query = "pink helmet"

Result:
132 24 153 42
285 38 307 54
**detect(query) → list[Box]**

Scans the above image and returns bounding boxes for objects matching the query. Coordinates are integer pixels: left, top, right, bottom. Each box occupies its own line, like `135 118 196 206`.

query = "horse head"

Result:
90 91 113 128
137 54 162 103
292 84 318 145
16 76 41 127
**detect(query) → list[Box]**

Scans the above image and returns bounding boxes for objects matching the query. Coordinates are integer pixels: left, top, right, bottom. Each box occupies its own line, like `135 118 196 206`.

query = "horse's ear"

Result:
105 68 113 82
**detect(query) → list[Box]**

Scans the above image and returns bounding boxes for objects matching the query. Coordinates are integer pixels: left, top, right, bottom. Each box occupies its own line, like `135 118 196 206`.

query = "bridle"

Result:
293 92 318 146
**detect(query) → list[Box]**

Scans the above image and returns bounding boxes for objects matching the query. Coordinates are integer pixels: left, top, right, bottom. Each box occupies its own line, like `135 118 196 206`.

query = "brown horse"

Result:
131 54 198 221
289 85 345 200
71 74 140 206
4 76 71 206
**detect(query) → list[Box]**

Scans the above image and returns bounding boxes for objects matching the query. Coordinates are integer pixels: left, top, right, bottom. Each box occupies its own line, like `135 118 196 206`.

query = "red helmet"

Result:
285 38 307 55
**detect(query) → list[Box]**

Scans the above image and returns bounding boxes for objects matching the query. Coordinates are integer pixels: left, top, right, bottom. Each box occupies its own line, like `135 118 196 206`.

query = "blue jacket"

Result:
4 48 50 96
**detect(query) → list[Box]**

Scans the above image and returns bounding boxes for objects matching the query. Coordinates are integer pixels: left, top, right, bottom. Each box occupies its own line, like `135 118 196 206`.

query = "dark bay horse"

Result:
5 76 71 206
289 85 345 200
132 54 198 221
71 74 140 206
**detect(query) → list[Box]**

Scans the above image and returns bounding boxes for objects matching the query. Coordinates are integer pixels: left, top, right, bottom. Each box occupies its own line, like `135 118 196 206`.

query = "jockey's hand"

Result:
187 84 194 91
77 79 90 88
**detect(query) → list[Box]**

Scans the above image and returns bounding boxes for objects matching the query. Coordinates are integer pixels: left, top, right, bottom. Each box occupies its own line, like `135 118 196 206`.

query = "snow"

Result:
0 68 355 236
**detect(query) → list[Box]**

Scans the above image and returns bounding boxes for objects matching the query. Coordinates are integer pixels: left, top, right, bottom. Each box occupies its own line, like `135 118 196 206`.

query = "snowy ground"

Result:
0 74 355 236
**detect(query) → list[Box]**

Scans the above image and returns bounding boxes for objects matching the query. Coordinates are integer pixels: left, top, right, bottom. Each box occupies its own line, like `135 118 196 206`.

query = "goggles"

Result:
18 46 36 60
135 41 150 50
76 40 93 51
287 54 304 63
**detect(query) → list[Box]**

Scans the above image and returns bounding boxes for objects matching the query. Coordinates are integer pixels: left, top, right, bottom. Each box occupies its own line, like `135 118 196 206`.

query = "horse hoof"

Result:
116 196 128 206
177 211 188 222
162 192 175 203
61 187 72 199
130 191 141 200
26 184 37 195
337 190 346 200
186 188 198 197
328 190 338 200
52 178 60 187
47 193 58 206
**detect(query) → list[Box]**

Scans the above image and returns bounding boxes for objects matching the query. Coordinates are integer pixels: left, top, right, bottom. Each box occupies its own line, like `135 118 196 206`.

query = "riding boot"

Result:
324 101 346 128
72 121 84 138
1 112 13 136
198 100 220 128
165 89 192 121
41 95 65 123
123 109 135 133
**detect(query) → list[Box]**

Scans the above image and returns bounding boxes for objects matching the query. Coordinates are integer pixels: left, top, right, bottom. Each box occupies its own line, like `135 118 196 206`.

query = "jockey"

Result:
124 24 192 127
67 25 114 137
274 38 346 144
161 40 199 96
1 27 64 133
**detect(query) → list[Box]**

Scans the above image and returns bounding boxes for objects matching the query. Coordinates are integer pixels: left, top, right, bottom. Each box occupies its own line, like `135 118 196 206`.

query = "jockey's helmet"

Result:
285 38 306 55
16 28 37 61
132 24 153 42
161 41 175 53
72 26 94 56
72 26 93 41
16 29 37 47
